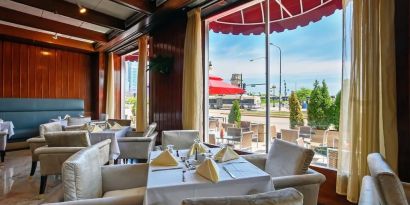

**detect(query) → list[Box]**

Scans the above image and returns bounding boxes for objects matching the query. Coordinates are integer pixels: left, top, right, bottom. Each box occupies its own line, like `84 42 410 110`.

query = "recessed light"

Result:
79 7 87 14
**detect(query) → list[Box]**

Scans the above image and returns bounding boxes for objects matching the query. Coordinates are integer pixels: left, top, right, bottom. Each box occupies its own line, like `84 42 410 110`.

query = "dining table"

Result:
144 148 274 205
0 121 14 138
89 126 131 161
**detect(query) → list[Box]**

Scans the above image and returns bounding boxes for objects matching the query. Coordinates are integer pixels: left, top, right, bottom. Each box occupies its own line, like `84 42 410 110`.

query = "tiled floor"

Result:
0 149 62 205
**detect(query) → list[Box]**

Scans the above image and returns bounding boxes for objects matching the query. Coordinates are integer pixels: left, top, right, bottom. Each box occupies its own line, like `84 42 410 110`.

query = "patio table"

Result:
0 121 14 138
144 148 273 205
89 126 131 161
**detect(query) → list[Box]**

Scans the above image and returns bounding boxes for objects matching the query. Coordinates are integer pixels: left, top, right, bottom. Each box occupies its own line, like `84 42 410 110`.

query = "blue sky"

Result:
209 10 343 96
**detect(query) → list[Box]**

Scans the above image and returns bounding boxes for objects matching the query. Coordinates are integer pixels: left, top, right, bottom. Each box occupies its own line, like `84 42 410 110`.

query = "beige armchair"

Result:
107 119 131 127
0 129 7 162
66 117 91 126
242 139 325 205
27 121 64 177
226 127 253 150
358 153 410 205
117 132 158 163
162 130 199 150
44 145 148 205
126 122 157 138
182 188 303 205
35 131 111 195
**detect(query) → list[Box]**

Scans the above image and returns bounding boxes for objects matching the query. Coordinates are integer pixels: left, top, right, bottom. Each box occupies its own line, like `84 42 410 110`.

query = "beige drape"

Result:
136 35 149 132
182 8 203 135
106 52 115 119
336 0 398 202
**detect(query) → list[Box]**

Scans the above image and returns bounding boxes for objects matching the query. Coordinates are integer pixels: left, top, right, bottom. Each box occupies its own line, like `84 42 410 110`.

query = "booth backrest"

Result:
0 98 84 142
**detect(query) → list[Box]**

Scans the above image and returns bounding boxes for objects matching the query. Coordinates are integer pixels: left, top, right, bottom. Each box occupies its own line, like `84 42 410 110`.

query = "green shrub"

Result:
307 80 332 129
228 100 241 125
289 91 304 129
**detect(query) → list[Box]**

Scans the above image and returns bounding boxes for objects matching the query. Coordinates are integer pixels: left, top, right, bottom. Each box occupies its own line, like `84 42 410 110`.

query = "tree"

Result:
307 80 332 129
329 91 341 130
125 97 137 116
296 88 312 102
289 91 304 129
228 100 241 126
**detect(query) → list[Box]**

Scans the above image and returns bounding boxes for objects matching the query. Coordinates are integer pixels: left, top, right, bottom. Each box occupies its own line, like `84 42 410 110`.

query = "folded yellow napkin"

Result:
110 122 122 130
196 158 220 183
214 147 239 162
187 142 207 156
150 150 179 166
91 124 103 133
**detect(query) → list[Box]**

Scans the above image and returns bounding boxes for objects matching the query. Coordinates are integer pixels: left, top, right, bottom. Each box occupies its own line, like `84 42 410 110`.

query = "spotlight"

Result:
76 1 87 14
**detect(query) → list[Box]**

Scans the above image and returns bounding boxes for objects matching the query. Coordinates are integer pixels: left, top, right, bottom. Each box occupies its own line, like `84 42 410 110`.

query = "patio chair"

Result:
299 126 312 139
226 127 253 150
162 130 199 150
240 121 251 131
208 133 216 145
222 123 235 131
323 130 339 148
327 148 338 169
182 188 303 205
250 123 259 147
281 129 299 143
209 119 219 133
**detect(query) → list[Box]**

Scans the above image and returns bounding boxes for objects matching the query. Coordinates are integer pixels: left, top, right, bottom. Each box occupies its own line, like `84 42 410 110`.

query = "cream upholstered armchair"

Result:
126 122 157 138
66 117 91 126
162 130 199 150
35 131 111 195
358 153 410 205
242 139 325 205
182 188 303 205
117 131 158 163
44 145 148 205
27 121 64 177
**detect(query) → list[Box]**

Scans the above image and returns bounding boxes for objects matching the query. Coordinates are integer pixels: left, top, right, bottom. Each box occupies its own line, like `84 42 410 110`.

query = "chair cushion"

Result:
182 188 303 205
45 131 91 147
265 139 314 177
39 122 63 138
103 187 146 198
367 153 408 205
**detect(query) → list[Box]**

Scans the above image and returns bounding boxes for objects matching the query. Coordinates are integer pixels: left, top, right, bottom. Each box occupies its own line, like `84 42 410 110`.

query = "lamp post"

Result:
269 43 282 111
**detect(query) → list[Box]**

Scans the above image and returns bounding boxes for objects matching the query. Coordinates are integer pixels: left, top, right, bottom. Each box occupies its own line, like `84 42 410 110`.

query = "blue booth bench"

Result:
0 98 84 142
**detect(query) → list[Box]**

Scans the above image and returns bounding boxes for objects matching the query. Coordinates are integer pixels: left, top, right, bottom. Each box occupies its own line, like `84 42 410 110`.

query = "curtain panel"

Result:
182 8 203 135
136 35 149 132
336 0 398 202
106 53 115 119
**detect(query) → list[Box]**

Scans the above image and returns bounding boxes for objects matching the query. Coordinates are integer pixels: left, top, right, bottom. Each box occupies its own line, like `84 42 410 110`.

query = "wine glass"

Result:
166 144 174 154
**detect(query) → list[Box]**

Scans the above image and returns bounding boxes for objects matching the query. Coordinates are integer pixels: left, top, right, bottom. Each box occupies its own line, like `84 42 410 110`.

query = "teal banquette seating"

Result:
0 98 84 142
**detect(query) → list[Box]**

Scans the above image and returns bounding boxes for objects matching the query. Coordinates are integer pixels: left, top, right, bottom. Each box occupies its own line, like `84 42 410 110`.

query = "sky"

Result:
208 10 343 96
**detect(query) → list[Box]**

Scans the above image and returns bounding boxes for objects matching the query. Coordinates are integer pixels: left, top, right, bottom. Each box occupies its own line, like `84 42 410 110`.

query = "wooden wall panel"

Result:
149 16 187 143
0 39 93 115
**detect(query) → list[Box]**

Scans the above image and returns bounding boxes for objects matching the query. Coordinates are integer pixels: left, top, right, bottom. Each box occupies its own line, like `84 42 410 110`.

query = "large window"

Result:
205 1 342 168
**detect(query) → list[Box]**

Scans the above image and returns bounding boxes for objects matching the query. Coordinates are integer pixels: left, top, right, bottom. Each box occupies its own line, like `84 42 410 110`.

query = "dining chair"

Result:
250 123 259 147
67 116 91 126
43 145 147 205
209 119 219 133
162 130 199 150
226 127 253 150
243 139 325 205
182 188 303 205
359 153 410 205
117 131 158 163
281 129 299 143
299 126 312 139
323 130 339 148
126 122 157 138
222 123 235 131
208 133 216 145
107 119 132 127
327 148 338 169
0 129 7 162
35 131 111 195
240 121 251 131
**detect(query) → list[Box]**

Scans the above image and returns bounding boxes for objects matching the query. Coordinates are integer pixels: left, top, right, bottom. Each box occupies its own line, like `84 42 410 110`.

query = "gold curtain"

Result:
182 8 203 134
106 52 115 119
136 35 149 132
336 0 398 202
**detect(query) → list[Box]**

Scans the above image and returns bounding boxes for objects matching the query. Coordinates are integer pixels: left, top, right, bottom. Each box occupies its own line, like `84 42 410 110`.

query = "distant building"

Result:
125 61 138 96
230 73 242 87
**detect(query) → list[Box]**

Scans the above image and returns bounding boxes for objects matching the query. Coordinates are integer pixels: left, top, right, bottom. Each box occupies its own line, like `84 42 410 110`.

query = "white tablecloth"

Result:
89 126 131 160
0 121 14 138
144 148 274 205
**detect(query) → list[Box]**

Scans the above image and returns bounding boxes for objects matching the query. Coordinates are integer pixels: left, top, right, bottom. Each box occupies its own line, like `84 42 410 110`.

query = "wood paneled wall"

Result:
395 0 410 182
0 40 93 115
149 15 187 143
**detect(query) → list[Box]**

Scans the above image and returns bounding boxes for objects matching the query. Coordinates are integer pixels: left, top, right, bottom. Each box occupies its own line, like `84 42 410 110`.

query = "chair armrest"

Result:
101 163 148 193
242 154 267 170
402 182 410 202
126 131 144 137
118 137 152 142
43 195 141 205
35 147 85 155
359 176 379 205
272 169 326 189
27 137 46 143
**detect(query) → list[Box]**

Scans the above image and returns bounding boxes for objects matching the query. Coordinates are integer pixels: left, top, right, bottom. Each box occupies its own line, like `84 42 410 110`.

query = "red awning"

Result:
124 53 138 62
209 75 245 95
209 0 342 35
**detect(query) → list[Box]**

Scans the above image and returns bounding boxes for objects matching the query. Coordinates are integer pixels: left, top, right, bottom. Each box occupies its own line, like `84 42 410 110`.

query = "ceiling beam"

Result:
0 24 95 52
12 0 125 31
0 7 108 43
111 0 155 14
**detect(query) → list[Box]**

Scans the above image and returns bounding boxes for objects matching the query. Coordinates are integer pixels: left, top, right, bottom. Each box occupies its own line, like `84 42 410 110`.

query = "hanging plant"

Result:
147 55 174 75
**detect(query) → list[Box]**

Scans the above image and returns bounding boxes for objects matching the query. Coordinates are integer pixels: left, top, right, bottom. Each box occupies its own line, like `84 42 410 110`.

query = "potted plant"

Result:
147 55 174 75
